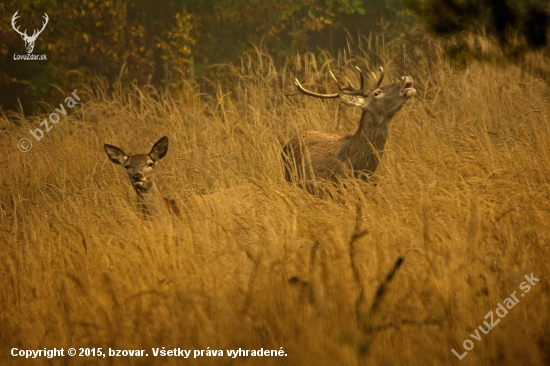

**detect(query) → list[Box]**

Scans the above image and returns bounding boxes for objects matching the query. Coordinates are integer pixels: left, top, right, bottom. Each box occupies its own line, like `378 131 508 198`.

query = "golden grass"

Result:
0 51 549 365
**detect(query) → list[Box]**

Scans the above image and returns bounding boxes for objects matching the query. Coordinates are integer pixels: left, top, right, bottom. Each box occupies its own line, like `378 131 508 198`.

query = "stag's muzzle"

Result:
400 76 415 97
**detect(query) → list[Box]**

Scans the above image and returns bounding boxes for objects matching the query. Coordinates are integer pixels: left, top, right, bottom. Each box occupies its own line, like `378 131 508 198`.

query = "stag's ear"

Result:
104 144 129 165
149 136 169 162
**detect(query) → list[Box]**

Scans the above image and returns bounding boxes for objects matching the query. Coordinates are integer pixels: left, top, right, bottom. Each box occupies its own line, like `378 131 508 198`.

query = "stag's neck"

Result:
343 110 391 174
135 182 169 217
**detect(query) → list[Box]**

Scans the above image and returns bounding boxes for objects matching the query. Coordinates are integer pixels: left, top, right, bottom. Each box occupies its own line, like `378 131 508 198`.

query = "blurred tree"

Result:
184 0 372 75
403 0 550 60
0 0 196 114
0 0 422 114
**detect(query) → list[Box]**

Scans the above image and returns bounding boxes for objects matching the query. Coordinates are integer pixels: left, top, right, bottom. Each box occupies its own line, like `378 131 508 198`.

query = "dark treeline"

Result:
0 0 548 114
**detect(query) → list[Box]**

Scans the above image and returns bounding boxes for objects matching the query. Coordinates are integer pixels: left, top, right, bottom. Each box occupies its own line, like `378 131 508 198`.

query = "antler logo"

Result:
11 11 49 54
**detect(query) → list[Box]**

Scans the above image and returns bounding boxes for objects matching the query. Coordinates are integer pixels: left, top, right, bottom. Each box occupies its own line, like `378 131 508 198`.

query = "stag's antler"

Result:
11 11 48 40
29 13 49 40
11 11 27 38
292 78 340 99
329 67 364 95
373 66 385 89
293 66 384 99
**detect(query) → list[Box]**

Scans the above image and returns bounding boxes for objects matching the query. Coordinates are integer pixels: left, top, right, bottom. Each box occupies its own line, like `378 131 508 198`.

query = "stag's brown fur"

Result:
283 70 415 184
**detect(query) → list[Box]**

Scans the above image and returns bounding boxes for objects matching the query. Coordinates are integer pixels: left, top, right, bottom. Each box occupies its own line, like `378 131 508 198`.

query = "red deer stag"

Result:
283 67 415 185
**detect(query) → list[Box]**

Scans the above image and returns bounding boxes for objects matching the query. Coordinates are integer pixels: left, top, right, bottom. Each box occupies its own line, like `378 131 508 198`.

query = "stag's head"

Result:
293 66 416 122
11 11 49 54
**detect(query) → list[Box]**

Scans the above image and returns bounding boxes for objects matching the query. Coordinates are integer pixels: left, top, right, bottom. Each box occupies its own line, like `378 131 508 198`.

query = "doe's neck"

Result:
134 181 167 216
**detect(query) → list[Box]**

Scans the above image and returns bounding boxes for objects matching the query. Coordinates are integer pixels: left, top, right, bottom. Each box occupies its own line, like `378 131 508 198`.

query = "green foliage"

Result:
0 0 419 113
1 0 197 113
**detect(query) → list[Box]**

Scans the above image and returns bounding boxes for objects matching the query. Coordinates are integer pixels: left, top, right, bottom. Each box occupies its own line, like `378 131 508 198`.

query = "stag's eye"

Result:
124 165 130 169
373 90 382 97
148 162 154 167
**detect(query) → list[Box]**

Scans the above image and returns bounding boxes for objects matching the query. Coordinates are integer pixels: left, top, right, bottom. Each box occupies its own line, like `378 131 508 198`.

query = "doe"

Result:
104 136 259 219
104 136 180 217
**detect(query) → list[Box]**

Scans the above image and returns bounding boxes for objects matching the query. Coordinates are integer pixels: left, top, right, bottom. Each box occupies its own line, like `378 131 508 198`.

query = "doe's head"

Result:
104 136 169 191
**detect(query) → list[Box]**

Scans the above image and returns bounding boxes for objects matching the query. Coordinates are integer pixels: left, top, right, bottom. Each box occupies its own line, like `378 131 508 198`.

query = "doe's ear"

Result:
149 136 169 162
104 144 129 165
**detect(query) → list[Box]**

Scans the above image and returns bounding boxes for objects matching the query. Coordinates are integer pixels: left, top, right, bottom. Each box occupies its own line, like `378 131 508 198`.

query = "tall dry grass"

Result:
0 48 549 366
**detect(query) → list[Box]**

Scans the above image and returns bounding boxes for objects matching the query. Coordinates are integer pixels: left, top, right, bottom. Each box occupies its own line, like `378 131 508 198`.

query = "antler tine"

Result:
330 70 360 93
374 66 385 89
40 13 49 30
338 67 364 95
293 78 339 99
354 66 365 90
32 13 49 38
11 10 19 27
343 76 357 91
329 71 344 92
11 10 28 37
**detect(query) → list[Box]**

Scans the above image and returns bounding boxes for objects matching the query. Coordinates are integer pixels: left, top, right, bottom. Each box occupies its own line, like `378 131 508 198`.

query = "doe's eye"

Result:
148 162 154 167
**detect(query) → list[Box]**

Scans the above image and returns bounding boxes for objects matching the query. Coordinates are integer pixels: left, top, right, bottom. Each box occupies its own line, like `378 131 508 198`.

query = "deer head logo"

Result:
11 11 49 54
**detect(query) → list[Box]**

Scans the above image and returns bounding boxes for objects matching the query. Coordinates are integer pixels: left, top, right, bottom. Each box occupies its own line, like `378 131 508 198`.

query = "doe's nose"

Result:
132 172 144 181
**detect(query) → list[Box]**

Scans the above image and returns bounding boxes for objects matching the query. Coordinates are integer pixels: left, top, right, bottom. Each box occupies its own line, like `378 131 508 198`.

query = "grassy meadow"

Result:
1 50 549 365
